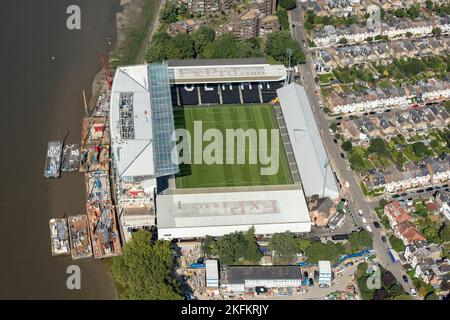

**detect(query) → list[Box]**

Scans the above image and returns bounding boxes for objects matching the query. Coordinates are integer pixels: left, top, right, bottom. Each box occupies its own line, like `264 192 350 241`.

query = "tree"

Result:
341 140 353 152
412 141 428 158
389 235 405 253
338 37 348 45
425 0 434 10
432 27 442 36
169 33 195 59
202 33 241 59
305 241 343 264
348 230 373 252
349 152 365 171
297 239 311 254
439 223 450 243
265 31 305 65
269 232 299 261
211 227 262 265
278 0 297 10
160 2 178 24
368 138 390 157
111 230 183 300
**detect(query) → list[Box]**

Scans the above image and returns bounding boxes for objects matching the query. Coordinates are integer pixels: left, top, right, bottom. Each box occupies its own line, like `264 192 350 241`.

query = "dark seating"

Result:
221 83 241 104
170 86 178 106
199 84 220 104
241 82 261 104
178 84 199 106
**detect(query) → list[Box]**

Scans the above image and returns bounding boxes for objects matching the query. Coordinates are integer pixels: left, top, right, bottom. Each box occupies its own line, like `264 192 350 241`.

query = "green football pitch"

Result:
173 104 294 189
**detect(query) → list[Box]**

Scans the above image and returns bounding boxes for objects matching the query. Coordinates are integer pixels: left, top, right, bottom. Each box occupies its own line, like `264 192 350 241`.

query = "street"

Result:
290 2 416 296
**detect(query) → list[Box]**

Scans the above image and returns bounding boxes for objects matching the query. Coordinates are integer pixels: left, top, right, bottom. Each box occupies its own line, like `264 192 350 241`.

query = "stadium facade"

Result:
109 59 338 241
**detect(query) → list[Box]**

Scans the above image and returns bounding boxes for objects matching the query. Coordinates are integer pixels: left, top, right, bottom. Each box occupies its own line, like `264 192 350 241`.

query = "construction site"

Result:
47 53 123 260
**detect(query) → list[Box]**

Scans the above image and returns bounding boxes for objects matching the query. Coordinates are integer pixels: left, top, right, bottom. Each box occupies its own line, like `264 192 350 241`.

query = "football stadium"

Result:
109 58 339 240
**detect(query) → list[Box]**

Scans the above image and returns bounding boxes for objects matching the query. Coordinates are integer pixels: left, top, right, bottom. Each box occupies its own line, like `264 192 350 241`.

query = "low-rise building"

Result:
220 266 303 294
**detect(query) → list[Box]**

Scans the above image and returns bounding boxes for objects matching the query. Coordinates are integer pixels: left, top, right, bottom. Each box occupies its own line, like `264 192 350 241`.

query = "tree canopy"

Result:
348 230 373 252
265 31 305 65
268 232 299 261
111 230 183 300
202 227 262 265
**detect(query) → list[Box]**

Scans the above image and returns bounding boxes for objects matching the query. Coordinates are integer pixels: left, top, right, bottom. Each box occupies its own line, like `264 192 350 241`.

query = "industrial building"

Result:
220 266 303 294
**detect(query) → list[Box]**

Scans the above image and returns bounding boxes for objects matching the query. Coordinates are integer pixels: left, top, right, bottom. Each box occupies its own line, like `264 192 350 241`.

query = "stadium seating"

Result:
170 86 179 106
261 81 284 103
178 84 199 106
241 82 261 104
220 83 241 104
199 84 220 104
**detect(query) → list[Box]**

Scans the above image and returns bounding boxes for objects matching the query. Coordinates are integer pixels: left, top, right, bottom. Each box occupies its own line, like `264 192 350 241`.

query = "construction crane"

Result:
100 52 112 90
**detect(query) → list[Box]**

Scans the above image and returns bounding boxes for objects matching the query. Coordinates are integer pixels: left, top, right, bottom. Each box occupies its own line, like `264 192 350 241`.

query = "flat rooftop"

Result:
223 266 302 284
168 60 287 84
156 188 311 240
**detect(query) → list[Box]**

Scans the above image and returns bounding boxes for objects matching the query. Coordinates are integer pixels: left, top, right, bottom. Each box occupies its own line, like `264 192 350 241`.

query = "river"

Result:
0 0 121 299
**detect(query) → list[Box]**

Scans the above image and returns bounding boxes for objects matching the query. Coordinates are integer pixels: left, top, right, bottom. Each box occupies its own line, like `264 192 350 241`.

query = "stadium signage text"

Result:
171 121 280 175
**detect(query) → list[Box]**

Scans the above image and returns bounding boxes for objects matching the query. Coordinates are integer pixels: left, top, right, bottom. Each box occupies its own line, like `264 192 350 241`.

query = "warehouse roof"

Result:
224 266 302 284
156 187 311 239
110 65 155 178
276 84 339 199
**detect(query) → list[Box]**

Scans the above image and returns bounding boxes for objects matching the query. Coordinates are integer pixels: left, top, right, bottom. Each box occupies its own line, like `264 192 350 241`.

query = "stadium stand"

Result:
261 81 284 103
220 83 241 104
170 86 179 106
241 82 261 104
199 84 220 104
178 84 200 105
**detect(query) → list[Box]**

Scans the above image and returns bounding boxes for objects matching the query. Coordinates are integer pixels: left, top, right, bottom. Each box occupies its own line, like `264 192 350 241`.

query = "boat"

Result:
86 201 122 259
44 141 63 178
68 215 92 260
49 218 70 256
61 144 81 172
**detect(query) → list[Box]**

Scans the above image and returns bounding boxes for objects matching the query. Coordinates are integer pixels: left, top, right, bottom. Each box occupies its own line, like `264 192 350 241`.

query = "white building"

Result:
318 260 332 287
206 260 220 288
157 188 312 240
220 266 303 293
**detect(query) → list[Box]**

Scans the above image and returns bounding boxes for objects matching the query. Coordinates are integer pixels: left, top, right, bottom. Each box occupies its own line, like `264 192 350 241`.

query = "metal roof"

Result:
276 84 339 199
110 64 178 179
156 188 311 239
225 266 302 284
110 65 155 178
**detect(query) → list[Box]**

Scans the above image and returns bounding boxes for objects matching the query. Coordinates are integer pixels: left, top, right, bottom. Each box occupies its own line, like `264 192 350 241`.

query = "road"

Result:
290 2 416 296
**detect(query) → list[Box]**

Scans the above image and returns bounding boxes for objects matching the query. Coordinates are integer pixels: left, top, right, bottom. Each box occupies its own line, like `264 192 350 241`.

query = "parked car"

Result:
333 139 338 144
410 288 417 296
402 275 409 283
381 236 387 242
373 221 380 229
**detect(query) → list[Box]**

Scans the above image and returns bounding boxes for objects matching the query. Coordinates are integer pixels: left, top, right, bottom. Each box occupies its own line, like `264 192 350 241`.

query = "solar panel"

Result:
148 64 179 177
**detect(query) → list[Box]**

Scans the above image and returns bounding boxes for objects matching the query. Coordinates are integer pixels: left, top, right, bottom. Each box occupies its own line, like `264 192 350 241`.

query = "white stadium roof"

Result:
156 188 311 240
110 65 155 178
276 84 339 199
169 63 286 84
